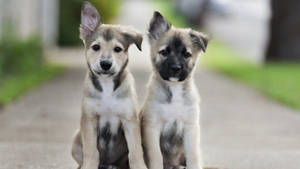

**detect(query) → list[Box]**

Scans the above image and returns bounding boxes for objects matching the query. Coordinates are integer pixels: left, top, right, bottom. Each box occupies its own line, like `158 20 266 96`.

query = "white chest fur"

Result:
149 83 199 124
83 77 133 118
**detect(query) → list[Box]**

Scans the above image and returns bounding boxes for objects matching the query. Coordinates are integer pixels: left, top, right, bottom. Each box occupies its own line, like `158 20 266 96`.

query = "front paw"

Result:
130 163 147 169
82 166 98 169
169 165 186 169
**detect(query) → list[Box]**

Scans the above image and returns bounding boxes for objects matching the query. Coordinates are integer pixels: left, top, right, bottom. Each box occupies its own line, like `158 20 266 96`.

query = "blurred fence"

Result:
0 0 59 46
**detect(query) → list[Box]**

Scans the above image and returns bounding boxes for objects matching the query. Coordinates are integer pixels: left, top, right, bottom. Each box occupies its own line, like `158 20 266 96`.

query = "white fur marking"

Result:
84 77 133 117
169 77 179 82
149 84 198 124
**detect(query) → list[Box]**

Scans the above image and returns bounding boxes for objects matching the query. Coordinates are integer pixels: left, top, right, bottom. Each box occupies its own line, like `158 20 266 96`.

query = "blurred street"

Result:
1 0 300 169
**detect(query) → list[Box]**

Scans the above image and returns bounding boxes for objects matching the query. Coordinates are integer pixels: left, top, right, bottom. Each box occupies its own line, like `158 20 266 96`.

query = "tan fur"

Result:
71 3 147 169
142 12 209 169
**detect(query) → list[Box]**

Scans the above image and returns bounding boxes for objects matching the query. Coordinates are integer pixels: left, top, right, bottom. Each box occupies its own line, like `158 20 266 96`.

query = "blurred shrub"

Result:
58 0 121 46
0 24 64 105
92 0 121 22
0 25 43 78
153 0 189 27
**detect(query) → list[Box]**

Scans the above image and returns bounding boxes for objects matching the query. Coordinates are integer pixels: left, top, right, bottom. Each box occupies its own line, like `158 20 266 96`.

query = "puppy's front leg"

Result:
184 123 203 169
143 122 164 169
81 113 99 169
121 118 147 169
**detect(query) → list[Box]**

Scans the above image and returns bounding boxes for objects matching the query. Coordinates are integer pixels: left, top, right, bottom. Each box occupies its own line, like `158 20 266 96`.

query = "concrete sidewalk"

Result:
1 0 300 169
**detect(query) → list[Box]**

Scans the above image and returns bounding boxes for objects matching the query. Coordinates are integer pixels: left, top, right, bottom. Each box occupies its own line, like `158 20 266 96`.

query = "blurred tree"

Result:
58 0 121 46
266 0 300 62
58 0 82 46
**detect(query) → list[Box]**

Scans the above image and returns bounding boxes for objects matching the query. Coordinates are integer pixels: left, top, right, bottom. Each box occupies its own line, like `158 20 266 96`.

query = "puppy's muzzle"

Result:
170 64 183 74
100 60 112 71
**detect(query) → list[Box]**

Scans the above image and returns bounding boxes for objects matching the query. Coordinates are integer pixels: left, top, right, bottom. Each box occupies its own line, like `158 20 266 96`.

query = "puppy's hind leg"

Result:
72 130 83 168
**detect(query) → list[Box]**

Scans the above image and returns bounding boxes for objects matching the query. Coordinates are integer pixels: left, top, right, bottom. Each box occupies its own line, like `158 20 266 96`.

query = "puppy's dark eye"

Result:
182 48 191 58
114 46 122 53
183 52 191 58
92 44 100 51
159 47 170 57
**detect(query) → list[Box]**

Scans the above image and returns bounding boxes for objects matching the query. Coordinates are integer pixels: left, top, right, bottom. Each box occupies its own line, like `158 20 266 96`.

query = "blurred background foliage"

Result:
153 0 188 28
0 24 43 77
0 23 63 106
58 0 122 46
0 0 299 110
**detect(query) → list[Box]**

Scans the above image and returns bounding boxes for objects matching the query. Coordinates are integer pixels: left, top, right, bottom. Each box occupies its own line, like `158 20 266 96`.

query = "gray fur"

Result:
113 59 129 91
160 81 173 103
89 71 103 92
98 122 128 167
160 121 185 169
103 28 113 41
149 11 171 40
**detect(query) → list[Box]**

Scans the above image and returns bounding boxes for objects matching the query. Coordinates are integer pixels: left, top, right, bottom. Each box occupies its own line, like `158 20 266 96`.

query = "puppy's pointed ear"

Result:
80 1 102 41
190 30 210 52
148 11 171 39
123 29 143 51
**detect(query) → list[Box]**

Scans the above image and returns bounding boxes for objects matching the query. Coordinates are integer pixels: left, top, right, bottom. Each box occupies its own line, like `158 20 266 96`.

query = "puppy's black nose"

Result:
171 64 182 73
100 61 112 71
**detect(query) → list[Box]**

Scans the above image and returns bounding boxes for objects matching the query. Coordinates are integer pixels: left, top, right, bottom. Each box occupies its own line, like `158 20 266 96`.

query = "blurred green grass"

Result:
154 0 300 110
204 41 300 110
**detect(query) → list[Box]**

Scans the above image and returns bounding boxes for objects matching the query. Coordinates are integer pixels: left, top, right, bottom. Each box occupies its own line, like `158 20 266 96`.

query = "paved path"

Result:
1 0 300 169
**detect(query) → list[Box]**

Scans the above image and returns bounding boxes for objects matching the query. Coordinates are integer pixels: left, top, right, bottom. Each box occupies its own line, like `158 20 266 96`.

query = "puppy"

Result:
71 2 147 169
141 11 209 169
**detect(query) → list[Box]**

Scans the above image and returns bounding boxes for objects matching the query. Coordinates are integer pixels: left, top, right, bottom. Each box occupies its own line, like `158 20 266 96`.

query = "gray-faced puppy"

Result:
141 11 209 169
71 2 147 169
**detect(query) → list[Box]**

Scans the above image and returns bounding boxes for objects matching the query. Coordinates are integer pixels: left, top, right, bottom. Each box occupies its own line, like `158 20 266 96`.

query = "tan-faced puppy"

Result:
71 2 147 169
141 11 209 169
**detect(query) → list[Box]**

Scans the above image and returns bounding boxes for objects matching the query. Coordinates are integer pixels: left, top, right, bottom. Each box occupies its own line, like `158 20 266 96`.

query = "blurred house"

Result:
0 0 59 46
